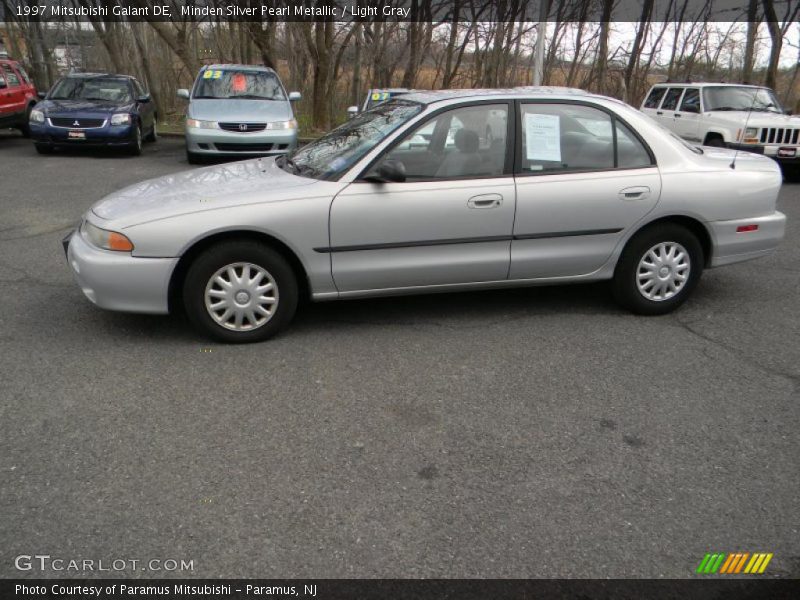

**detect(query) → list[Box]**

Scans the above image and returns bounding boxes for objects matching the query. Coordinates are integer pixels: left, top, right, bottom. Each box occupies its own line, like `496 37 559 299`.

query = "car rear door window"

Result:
2 64 20 87
382 104 509 180
643 87 667 109
661 88 684 111
518 103 653 173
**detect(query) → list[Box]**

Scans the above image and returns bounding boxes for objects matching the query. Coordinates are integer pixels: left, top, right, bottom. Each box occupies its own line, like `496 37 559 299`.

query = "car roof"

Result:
650 82 769 89
201 64 276 73
399 86 604 106
64 72 133 79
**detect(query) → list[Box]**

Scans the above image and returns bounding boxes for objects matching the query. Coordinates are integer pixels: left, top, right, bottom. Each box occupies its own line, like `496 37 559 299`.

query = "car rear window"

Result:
643 87 667 109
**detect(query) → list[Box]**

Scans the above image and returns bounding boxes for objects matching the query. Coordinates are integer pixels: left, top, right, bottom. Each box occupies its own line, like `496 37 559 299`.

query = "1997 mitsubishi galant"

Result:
63 88 787 343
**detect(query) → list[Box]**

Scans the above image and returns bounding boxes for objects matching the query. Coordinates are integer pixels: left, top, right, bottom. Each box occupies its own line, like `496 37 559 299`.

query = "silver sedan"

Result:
64 88 786 343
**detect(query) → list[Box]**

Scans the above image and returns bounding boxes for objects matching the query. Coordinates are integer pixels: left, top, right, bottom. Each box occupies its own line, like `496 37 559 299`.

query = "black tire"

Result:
18 104 34 137
612 223 704 315
145 117 158 143
128 123 143 156
704 136 726 148
183 241 298 343
186 150 203 165
34 143 53 155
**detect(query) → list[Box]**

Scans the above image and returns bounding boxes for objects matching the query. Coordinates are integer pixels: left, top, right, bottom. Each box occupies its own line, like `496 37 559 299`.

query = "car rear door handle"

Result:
619 186 651 201
675 113 682 118
467 194 502 209
656 111 663 115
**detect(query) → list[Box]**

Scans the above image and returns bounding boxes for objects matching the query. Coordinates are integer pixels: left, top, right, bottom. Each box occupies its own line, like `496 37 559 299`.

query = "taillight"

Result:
736 224 759 233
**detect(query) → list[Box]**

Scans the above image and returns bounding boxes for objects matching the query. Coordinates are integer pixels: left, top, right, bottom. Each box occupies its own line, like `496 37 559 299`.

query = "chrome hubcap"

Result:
204 262 278 331
636 241 690 301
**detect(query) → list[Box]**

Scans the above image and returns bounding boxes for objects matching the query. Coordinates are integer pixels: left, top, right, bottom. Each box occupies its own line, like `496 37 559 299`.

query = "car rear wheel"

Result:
183 241 298 343
128 123 143 156
19 104 34 137
34 143 53 155
612 224 703 315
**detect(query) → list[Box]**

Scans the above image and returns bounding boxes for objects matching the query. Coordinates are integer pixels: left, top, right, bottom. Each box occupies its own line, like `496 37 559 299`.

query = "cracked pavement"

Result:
0 132 798 578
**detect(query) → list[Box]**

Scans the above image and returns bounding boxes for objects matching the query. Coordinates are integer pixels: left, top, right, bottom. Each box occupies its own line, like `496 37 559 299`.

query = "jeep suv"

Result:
0 57 38 136
641 82 800 164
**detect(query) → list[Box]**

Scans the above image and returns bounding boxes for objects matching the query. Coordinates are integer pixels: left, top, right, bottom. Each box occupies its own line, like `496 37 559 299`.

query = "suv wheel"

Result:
19 105 33 137
183 241 298 343
704 136 726 148
612 224 703 315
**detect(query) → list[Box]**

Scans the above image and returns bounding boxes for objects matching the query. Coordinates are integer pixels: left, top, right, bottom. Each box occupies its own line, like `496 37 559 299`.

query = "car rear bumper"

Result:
185 126 297 155
64 229 176 314
708 211 786 267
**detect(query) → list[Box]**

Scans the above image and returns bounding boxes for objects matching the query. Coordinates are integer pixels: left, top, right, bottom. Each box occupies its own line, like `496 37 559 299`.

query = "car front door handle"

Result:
675 113 682 118
656 111 664 115
618 187 651 201
467 194 503 209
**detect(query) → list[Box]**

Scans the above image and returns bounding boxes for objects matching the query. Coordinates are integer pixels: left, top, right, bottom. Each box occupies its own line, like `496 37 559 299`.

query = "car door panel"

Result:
329 178 515 291
511 169 661 279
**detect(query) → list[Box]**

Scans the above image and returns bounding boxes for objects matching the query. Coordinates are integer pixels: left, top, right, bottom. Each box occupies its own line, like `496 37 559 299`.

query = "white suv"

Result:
641 82 799 165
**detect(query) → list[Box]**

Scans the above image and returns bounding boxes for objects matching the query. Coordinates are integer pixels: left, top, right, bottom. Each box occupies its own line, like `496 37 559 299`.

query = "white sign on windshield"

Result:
525 113 561 162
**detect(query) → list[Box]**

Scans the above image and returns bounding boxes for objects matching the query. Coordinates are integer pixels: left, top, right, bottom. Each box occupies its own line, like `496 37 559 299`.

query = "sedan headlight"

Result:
110 113 132 126
186 118 218 129
265 119 298 130
29 109 45 123
81 220 134 252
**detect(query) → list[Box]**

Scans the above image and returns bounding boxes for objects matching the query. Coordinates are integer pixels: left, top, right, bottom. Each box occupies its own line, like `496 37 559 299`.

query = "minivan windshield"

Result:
279 100 423 180
49 77 132 102
703 86 782 113
193 69 286 101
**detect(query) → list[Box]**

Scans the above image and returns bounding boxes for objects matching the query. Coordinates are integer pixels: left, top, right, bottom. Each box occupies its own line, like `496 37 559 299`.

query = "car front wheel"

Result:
612 224 703 315
183 241 298 343
128 123 143 156
34 143 53 155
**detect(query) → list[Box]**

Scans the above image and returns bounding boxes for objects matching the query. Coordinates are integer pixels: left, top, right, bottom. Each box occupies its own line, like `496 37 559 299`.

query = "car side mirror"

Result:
347 106 359 119
138 94 151 103
37 91 46 99
363 159 406 183
288 91 302 101
177 89 190 100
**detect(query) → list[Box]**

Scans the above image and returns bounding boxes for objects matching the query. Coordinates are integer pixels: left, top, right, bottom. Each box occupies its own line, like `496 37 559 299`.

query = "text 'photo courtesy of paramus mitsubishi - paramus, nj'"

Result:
62 87 786 343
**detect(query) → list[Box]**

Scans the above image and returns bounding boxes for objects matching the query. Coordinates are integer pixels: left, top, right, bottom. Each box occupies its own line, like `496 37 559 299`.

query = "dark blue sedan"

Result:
29 73 157 156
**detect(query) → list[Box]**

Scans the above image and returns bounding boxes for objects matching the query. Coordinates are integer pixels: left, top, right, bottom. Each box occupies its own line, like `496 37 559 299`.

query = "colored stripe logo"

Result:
696 552 773 574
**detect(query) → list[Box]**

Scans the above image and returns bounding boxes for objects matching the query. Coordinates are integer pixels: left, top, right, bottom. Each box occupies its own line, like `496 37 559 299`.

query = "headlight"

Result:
744 127 759 139
29 109 45 123
81 220 134 252
265 119 298 130
186 118 218 129
110 113 132 126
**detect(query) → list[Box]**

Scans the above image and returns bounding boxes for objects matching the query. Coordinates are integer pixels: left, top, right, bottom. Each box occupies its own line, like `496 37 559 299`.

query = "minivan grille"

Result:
218 122 267 133
759 127 800 145
50 117 105 128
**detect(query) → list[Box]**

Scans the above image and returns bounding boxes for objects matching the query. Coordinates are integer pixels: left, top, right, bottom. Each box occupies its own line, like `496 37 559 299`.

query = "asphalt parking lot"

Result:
0 131 798 579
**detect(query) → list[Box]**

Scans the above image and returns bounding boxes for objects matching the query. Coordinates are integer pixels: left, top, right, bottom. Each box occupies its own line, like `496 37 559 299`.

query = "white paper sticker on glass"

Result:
525 113 561 162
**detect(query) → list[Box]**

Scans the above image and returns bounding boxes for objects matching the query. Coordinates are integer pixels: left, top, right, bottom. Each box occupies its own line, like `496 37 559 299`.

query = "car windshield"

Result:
703 86 782 113
49 77 132 102
280 100 423 180
193 69 285 100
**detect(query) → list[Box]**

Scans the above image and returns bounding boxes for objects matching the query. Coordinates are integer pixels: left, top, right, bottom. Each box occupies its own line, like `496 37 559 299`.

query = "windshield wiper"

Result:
232 94 277 100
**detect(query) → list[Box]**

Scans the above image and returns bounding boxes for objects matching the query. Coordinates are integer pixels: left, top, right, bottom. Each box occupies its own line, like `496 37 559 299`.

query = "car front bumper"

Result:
708 211 787 267
30 120 137 147
185 126 297 155
726 142 800 164
64 229 176 314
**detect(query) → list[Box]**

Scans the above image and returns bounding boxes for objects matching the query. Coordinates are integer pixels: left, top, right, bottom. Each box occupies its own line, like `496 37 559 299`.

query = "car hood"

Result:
43 99 134 115
188 98 292 122
91 157 317 227
708 110 800 128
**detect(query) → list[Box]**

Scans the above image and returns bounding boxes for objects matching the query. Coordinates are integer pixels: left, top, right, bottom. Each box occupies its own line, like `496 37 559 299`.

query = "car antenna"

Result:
730 87 760 170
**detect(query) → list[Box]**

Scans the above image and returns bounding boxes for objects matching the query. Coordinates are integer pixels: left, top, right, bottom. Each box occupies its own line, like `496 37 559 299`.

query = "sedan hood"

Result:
43 99 134 115
91 158 317 226
188 99 292 122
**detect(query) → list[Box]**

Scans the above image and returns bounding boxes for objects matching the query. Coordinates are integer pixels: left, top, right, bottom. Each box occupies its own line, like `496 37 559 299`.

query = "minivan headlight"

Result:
111 113 131 125
81 220 134 252
186 118 218 129
29 109 45 123
265 120 298 130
